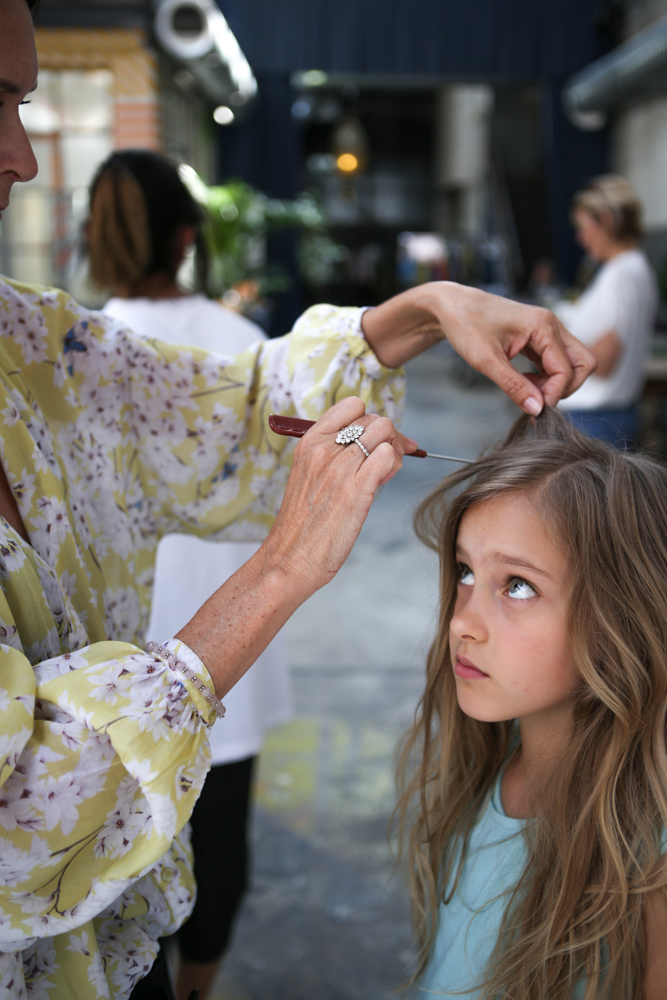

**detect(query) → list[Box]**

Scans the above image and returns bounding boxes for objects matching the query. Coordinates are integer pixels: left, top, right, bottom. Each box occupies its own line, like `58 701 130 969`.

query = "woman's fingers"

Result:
312 395 367 435
425 285 596 414
265 400 403 593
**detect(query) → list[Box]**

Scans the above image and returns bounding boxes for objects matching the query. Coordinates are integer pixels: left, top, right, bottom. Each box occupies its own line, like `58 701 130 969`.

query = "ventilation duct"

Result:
154 0 257 109
563 15 667 130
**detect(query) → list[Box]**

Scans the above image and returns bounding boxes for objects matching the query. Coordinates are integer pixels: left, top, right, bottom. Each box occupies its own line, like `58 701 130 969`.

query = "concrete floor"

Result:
211 347 517 1000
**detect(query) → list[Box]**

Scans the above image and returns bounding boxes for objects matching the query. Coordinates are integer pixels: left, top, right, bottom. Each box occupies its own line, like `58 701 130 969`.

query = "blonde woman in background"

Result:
556 175 659 447
87 149 290 1000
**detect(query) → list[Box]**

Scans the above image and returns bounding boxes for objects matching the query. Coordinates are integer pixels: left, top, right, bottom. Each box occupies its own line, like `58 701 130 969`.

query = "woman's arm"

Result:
588 329 622 378
361 282 597 415
177 398 404 696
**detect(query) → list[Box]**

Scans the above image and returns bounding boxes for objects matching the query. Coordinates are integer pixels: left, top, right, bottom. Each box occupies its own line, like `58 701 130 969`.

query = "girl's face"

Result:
449 494 578 731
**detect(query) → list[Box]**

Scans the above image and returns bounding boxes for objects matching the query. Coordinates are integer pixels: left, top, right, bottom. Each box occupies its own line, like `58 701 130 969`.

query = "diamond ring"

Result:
336 424 365 446
354 440 370 459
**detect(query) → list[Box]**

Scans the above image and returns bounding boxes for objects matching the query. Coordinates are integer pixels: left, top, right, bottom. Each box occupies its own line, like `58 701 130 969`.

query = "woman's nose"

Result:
1 115 38 186
13 119 38 183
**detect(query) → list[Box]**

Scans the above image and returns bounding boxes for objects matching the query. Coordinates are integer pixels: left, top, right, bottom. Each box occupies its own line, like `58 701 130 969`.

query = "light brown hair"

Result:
397 408 667 999
572 174 643 242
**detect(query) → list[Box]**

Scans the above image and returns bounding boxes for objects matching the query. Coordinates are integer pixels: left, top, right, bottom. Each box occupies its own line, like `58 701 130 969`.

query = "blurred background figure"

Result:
88 149 291 1000
555 176 658 448
527 257 561 309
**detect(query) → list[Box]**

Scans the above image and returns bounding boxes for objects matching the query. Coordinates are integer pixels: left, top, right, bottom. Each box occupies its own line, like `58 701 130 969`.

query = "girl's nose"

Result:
450 595 487 643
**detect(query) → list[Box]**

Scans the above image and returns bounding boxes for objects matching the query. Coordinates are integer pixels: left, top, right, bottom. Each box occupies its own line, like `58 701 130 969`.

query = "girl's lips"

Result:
454 657 489 680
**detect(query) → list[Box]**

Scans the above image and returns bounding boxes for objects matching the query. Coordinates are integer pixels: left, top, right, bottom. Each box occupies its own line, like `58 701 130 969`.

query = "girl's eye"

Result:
458 564 475 587
507 578 536 600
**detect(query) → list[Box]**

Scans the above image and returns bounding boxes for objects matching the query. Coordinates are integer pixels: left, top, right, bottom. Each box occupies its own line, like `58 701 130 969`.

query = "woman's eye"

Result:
507 578 536 600
459 565 475 586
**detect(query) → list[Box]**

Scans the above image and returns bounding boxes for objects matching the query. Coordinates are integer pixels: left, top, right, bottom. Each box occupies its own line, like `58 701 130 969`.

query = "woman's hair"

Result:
87 149 208 297
572 174 643 242
24 0 40 15
396 408 667 1000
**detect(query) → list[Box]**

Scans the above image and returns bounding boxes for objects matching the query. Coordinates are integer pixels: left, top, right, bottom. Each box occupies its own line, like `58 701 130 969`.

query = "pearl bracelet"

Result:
145 641 226 721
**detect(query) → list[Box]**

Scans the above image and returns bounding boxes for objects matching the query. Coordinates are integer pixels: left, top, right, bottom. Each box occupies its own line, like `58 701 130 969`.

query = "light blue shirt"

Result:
418 775 527 998
418 771 665 998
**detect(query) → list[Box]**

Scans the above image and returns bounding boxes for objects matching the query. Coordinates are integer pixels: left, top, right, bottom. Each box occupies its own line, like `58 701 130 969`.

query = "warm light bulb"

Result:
337 153 359 173
213 105 234 125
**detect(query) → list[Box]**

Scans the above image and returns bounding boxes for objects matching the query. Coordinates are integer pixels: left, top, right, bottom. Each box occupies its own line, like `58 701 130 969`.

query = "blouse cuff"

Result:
161 638 221 726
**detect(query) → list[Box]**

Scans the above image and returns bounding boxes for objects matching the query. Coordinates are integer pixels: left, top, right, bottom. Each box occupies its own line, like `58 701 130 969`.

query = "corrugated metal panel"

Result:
219 0 603 79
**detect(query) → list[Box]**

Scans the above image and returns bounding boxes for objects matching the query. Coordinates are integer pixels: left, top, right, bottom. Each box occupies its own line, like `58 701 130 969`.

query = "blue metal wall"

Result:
219 0 605 79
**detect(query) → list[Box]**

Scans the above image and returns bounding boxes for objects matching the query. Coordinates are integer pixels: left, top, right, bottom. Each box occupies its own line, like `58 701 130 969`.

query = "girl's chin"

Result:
455 689 514 723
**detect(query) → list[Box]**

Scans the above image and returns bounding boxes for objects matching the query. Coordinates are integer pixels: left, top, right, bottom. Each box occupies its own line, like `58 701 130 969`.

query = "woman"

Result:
0 0 595 995
88 148 293 1000
557 175 659 447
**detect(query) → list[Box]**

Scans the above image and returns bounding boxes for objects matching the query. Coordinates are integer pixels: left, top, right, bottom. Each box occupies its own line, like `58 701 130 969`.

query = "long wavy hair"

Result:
396 408 667 999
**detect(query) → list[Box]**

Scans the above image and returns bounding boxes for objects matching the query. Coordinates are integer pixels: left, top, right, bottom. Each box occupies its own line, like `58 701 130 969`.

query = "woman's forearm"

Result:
176 546 307 700
175 397 406 700
361 285 447 368
589 330 622 378
362 281 597 412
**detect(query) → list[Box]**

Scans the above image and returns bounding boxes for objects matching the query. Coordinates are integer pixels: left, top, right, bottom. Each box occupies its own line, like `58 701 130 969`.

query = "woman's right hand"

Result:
176 396 406 698
260 395 406 596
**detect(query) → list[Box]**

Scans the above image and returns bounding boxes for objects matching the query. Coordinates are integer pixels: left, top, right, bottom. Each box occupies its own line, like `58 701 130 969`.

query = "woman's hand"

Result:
261 396 407 594
361 282 597 416
177 397 406 698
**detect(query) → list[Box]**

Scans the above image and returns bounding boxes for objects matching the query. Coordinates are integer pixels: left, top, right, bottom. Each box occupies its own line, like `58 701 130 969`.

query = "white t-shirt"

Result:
103 294 292 765
556 249 658 411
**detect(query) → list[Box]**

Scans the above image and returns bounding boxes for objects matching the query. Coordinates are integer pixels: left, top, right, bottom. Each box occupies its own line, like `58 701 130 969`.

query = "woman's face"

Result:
0 0 38 221
572 207 617 263
449 493 578 732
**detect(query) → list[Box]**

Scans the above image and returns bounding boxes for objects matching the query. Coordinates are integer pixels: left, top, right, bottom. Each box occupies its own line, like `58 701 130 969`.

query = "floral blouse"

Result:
0 278 404 999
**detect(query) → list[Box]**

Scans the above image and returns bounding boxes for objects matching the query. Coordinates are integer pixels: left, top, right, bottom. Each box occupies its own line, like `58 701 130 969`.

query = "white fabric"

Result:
556 249 658 411
104 294 291 764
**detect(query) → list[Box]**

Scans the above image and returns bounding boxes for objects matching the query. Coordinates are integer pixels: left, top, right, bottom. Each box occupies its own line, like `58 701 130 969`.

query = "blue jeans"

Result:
565 404 640 449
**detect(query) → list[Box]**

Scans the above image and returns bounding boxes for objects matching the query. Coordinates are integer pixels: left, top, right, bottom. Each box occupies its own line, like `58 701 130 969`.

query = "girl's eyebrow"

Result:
455 544 553 581
490 552 554 580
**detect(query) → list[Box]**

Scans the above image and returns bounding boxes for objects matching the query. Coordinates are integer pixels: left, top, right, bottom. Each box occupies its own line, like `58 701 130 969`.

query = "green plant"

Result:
179 167 347 298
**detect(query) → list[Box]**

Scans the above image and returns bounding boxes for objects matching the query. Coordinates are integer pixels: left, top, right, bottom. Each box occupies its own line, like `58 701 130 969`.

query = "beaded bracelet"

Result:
145 641 226 721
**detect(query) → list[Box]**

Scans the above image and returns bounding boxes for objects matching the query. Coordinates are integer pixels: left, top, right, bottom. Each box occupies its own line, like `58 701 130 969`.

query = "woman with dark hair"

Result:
0 1 595 997
88 149 291 1000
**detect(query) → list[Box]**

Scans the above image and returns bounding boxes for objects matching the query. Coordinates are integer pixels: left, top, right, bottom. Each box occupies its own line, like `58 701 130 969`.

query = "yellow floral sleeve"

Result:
0 279 405 998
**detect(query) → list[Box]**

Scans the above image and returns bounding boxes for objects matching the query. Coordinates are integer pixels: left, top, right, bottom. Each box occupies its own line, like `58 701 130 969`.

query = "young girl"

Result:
397 407 667 999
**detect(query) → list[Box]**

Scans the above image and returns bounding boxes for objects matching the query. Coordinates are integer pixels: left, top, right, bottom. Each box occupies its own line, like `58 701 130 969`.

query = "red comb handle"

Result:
268 414 429 458
268 414 315 438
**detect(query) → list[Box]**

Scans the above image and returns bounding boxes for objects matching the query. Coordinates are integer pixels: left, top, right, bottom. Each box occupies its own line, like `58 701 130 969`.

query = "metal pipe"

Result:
563 14 667 129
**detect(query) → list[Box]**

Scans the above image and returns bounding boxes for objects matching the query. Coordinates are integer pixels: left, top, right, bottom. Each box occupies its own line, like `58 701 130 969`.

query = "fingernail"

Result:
524 396 542 416
405 437 418 448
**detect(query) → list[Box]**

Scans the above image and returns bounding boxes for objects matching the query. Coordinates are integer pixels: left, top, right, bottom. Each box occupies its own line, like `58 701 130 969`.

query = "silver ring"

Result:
336 424 365 446
354 439 370 459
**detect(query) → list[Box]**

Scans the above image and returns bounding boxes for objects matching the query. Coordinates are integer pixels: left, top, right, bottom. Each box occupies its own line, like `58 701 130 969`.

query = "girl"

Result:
398 407 667 999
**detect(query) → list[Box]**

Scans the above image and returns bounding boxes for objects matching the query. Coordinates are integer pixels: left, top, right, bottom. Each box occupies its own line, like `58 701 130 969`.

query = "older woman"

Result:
557 175 659 447
0 1 595 997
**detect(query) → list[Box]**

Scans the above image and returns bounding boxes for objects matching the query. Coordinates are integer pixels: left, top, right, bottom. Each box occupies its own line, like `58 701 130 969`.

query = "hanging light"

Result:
332 116 368 175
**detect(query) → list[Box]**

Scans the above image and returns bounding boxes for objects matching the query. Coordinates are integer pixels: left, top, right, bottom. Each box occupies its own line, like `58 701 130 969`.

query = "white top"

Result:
103 294 292 765
556 249 658 411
